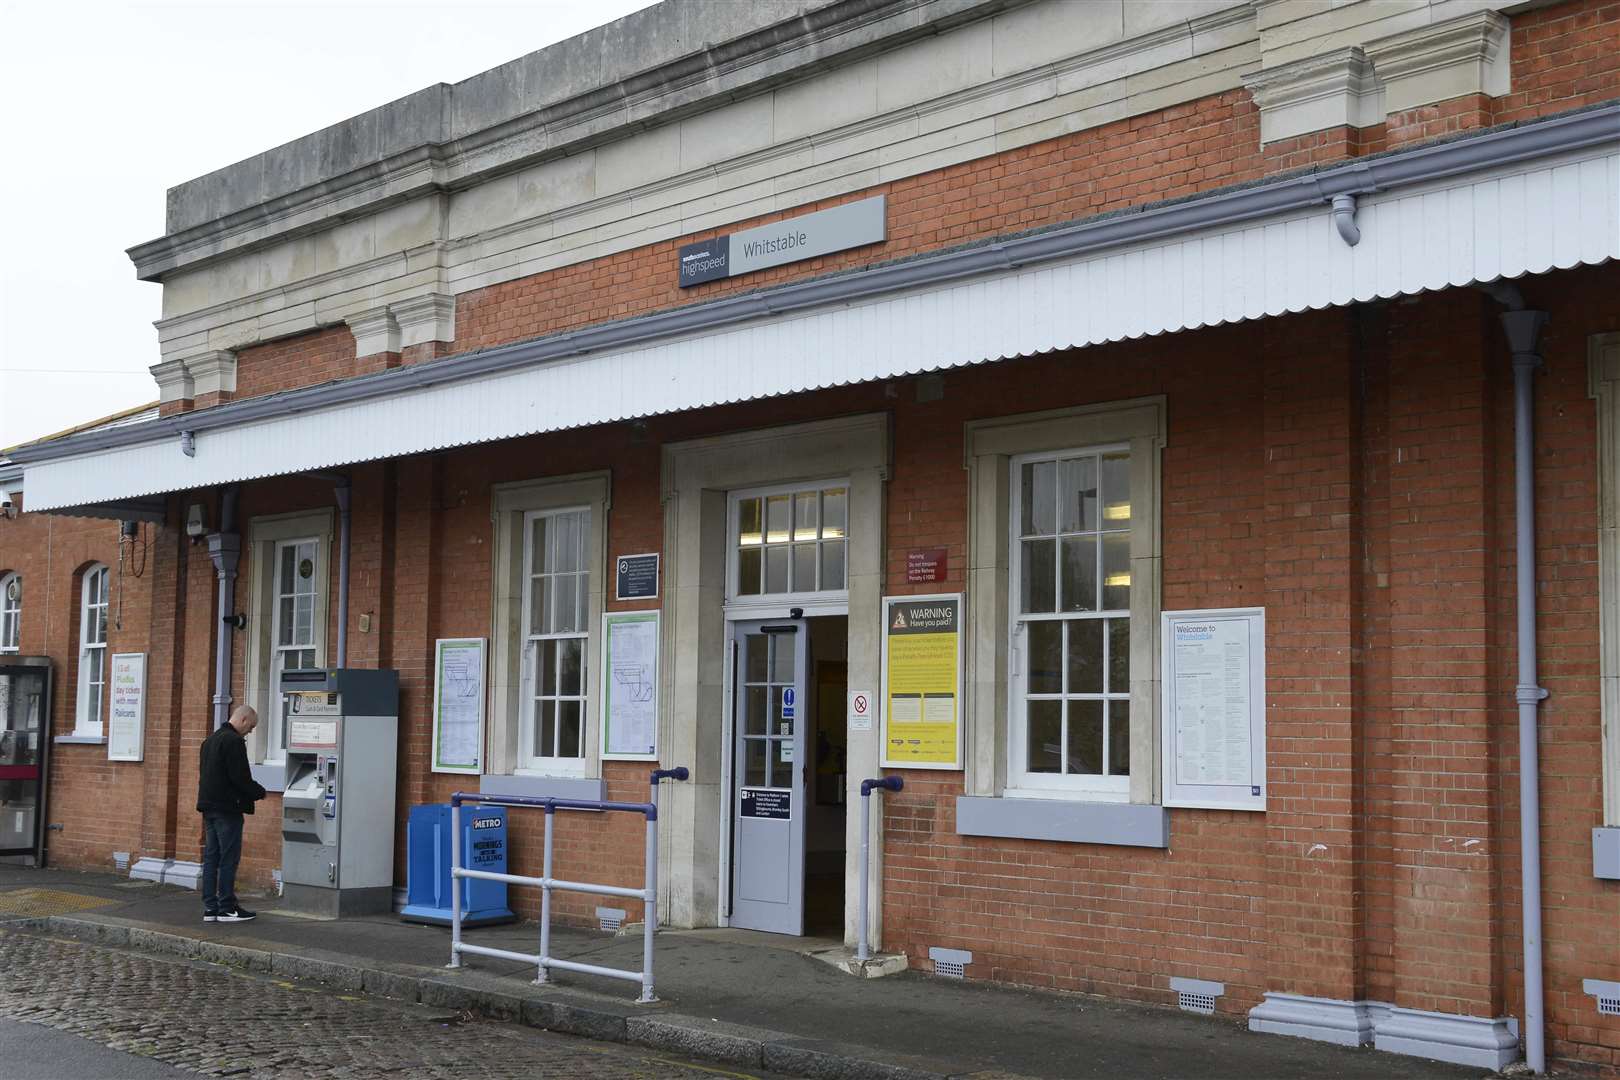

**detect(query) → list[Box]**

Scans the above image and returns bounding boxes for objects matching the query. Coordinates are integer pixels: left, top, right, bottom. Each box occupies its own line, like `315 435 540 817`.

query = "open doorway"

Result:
805 615 848 937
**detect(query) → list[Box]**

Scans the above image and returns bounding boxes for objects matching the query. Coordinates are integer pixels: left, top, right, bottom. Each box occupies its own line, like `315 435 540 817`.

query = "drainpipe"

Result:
207 487 241 731
334 477 351 667
1495 294 1550 1074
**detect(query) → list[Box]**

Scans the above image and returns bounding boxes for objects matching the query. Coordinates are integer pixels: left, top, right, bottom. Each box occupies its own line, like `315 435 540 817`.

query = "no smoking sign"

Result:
848 689 873 732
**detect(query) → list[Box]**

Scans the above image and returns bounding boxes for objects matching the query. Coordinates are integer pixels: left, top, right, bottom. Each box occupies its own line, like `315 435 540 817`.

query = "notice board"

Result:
431 638 485 774
601 610 660 760
881 593 963 770
1160 608 1266 811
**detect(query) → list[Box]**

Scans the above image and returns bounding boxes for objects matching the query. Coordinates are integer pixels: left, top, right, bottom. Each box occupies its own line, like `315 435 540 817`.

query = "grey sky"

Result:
0 0 656 450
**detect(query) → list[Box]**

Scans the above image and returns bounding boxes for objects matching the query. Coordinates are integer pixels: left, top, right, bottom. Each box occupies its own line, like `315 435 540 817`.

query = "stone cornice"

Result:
1365 10 1510 114
126 0 1031 284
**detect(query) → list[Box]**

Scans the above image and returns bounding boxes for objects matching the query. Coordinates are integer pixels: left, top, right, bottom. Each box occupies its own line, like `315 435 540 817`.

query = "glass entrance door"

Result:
728 619 808 935
0 658 52 863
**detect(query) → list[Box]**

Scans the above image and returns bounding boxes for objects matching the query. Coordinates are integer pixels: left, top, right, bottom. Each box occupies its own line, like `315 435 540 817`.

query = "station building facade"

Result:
4 0 1620 1070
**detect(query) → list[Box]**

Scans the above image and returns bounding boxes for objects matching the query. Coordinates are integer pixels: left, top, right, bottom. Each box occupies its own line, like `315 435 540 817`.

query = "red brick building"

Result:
3 0 1619 1071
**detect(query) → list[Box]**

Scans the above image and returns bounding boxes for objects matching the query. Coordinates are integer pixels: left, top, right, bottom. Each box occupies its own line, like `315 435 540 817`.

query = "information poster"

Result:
108 653 146 762
432 638 486 774
602 611 660 760
1160 608 1266 811
881 594 963 769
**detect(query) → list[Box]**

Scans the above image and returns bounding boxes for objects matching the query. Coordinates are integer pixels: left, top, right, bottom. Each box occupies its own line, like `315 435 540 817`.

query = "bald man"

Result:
196 705 268 923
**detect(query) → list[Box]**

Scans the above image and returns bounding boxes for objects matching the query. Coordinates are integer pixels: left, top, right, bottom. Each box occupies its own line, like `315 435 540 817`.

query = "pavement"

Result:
0 864 1499 1080
0 1019 190 1080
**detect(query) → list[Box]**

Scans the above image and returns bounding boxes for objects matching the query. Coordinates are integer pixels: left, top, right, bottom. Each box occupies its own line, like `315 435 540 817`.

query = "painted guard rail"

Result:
447 766 689 1003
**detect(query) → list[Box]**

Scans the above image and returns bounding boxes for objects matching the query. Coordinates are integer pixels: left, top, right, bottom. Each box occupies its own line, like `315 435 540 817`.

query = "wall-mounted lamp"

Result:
222 613 247 630
185 502 208 542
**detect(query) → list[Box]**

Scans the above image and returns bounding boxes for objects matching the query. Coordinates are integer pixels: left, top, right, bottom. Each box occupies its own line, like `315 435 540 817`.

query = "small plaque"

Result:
906 547 948 584
615 553 660 601
848 690 873 732
740 788 791 819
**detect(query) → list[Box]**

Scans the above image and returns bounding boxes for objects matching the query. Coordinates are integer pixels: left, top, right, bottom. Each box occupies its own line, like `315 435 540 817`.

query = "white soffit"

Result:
23 145 1620 513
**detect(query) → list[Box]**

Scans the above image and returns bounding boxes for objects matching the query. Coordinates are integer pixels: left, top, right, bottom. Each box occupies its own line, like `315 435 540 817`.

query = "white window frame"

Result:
488 472 609 781
724 478 851 620
963 398 1165 807
269 535 322 754
0 572 19 653
1591 332 1620 825
519 505 591 777
1007 444 1134 801
75 564 109 736
244 510 333 766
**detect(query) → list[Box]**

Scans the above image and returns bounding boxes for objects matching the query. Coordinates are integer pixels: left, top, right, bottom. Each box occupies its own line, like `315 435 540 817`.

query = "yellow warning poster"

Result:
881 594 962 769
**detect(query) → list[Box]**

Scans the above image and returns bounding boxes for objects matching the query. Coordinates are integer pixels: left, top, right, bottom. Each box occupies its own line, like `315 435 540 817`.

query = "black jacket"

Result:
196 723 267 815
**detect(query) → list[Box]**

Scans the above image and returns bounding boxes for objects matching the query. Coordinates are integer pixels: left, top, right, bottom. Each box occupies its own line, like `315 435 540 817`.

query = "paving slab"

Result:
0 865 1496 1079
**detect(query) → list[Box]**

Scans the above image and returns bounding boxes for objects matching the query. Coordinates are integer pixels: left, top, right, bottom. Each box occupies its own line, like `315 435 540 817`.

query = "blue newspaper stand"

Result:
400 803 515 926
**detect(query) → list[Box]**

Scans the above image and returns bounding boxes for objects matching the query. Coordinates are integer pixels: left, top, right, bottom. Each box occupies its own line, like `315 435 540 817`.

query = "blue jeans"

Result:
201 811 244 914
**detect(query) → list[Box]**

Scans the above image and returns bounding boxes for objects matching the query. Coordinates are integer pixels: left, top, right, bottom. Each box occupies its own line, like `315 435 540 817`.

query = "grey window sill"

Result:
956 795 1169 848
480 774 606 805
53 734 107 746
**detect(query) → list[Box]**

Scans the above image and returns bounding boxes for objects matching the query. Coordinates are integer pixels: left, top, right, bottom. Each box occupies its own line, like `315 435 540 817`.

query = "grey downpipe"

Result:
1502 305 1550 1073
207 487 241 731
335 478 351 667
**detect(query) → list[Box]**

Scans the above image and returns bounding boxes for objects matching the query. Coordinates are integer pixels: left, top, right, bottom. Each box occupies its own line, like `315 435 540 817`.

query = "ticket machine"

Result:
279 668 399 917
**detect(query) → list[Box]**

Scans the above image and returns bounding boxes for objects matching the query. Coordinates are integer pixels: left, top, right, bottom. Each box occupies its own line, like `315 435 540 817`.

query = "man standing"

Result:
196 705 267 923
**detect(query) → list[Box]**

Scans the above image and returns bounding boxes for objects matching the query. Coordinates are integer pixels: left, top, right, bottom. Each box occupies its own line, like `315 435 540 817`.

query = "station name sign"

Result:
677 196 886 288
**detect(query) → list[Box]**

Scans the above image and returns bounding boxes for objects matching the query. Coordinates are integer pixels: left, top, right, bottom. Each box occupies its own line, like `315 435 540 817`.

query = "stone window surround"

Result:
660 413 887 946
1591 332 1620 826
959 397 1166 845
487 472 610 785
243 508 334 788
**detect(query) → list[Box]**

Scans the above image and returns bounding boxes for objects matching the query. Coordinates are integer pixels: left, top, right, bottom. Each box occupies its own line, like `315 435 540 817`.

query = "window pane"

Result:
557 700 582 758
294 596 313 643
295 649 316 669
545 513 569 573
280 546 296 588
95 604 108 643
557 637 583 696
1020 539 1055 614
1059 456 1098 533
537 700 556 758
744 634 769 683
770 634 794 684
541 640 558 695
744 738 767 787
1101 453 1131 529
1020 461 1056 537
531 577 553 635
772 686 794 736
738 498 763 546
1109 618 1130 693
765 546 789 594
278 597 295 644
738 548 762 595
1060 536 1096 612
745 686 768 735
1067 619 1103 694
553 574 579 634
1026 700 1061 773
794 492 818 541
97 569 110 606
792 544 817 592
1109 700 1131 776
821 489 847 540
765 495 790 545
1102 533 1131 610
1026 621 1062 695
1067 700 1104 775
529 516 548 574
820 541 845 591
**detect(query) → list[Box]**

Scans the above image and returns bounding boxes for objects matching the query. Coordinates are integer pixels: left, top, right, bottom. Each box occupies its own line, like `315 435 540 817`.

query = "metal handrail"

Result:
446 767 689 1003
857 775 903 962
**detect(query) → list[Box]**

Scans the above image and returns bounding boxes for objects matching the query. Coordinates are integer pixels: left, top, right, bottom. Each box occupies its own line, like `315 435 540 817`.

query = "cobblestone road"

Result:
0 931 773 1079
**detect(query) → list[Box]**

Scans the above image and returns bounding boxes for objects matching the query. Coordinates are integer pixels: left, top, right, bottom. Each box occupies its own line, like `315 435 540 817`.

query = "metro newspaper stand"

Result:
401 803 515 926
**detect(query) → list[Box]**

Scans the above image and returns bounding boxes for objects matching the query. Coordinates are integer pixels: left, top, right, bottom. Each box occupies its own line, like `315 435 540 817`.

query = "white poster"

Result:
602 611 660 760
1161 608 1266 811
432 638 485 774
108 653 146 762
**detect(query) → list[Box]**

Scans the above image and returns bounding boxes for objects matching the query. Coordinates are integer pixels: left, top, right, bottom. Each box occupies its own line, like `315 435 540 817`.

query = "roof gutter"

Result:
12 102 1617 469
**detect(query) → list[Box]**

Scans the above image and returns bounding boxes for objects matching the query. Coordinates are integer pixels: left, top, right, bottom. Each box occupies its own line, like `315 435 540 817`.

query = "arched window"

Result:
0 572 19 653
75 564 109 735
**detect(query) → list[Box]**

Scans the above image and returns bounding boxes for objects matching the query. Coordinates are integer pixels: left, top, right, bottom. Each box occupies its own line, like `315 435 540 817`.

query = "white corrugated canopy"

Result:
22 144 1620 512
